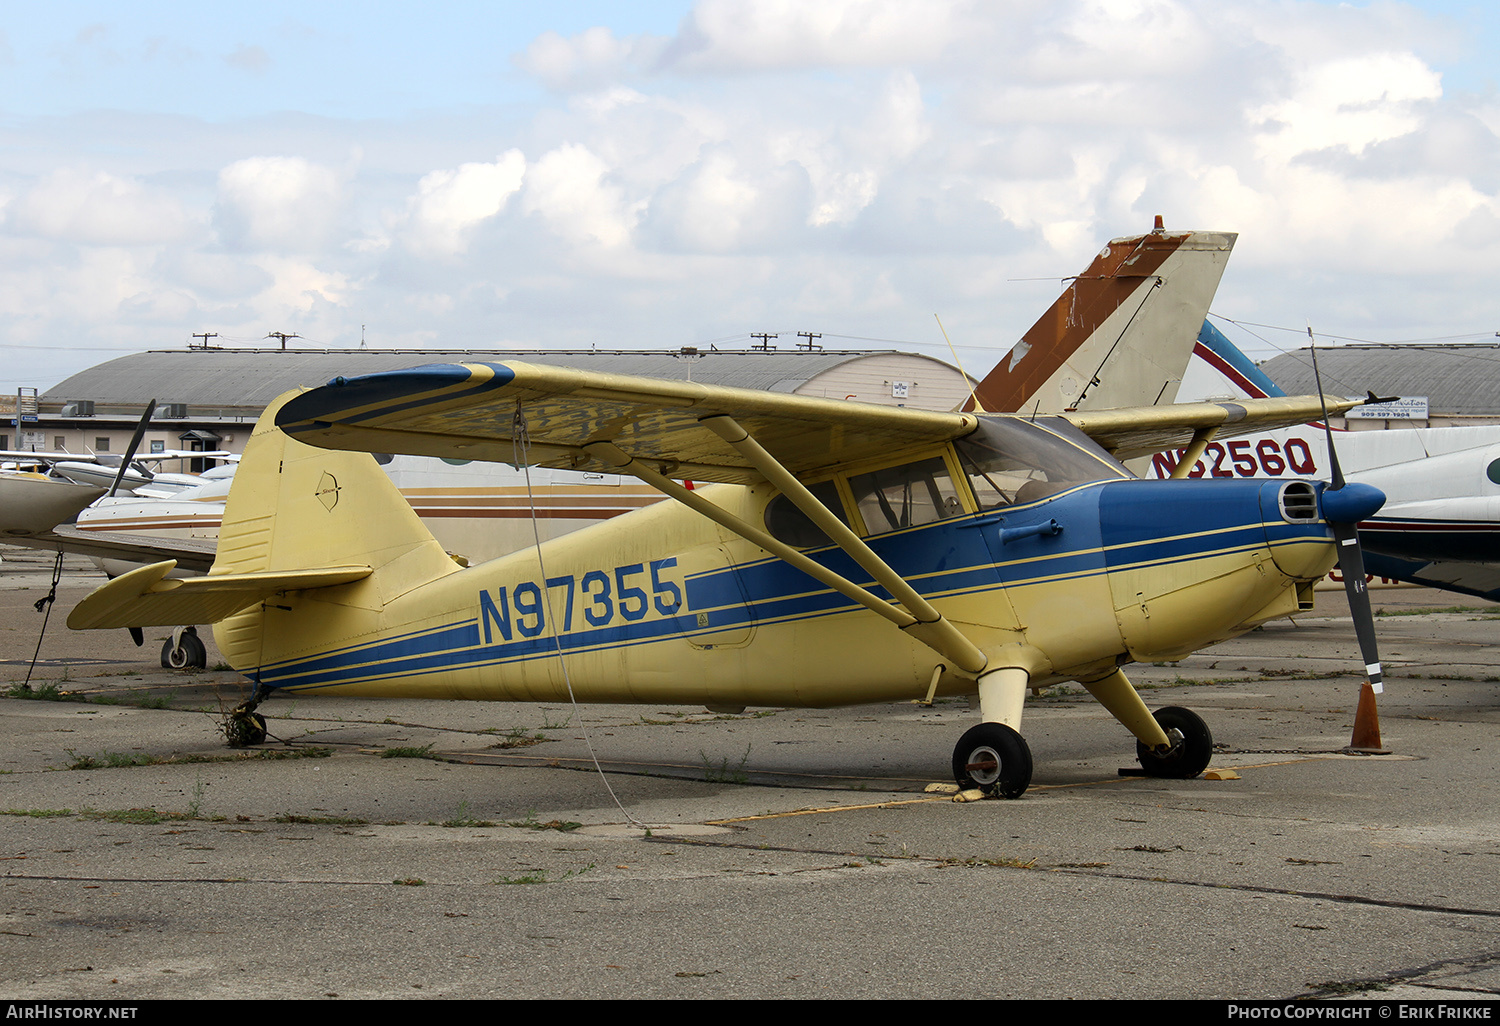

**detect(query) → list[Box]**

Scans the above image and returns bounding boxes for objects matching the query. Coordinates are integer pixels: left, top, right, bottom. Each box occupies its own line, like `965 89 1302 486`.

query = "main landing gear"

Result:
160 626 206 669
950 665 1214 799
952 722 1032 799
1134 706 1213 779
952 665 1034 798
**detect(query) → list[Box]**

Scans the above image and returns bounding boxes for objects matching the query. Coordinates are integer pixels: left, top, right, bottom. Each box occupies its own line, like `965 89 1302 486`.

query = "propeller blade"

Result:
1329 518 1382 694
108 400 157 498
1329 508 1386 751
1323 481 1386 748
1306 325 1387 748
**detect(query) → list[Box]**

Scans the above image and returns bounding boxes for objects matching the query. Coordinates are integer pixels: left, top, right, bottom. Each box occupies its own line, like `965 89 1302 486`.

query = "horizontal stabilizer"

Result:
66 559 371 630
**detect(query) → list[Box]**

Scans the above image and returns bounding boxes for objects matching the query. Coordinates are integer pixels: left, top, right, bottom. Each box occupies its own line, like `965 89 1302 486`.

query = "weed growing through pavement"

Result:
700 743 752 784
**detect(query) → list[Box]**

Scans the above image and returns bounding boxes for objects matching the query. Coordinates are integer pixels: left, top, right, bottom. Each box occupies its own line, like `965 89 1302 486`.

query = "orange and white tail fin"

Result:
962 225 1236 414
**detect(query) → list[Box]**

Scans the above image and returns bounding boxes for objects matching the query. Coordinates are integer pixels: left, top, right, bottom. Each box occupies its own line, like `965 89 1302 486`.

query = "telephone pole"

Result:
267 332 301 351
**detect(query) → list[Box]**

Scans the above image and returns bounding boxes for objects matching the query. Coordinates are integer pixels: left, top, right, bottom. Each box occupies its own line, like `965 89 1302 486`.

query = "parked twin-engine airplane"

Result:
66 337 1385 796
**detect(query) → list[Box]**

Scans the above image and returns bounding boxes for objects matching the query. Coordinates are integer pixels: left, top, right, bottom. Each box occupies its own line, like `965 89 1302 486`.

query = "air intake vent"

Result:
160 403 188 419
60 401 94 417
1279 481 1319 522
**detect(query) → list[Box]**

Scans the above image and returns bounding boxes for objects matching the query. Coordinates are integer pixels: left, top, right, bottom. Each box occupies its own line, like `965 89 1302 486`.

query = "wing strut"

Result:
1168 426 1218 479
584 420 990 676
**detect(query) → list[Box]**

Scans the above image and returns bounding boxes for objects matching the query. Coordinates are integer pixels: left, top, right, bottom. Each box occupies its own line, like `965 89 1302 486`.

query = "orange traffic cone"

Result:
1348 681 1384 751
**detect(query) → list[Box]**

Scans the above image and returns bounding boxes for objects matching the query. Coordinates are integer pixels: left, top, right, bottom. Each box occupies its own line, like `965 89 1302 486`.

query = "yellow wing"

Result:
278 361 977 483
276 360 1363 476
1062 396 1362 461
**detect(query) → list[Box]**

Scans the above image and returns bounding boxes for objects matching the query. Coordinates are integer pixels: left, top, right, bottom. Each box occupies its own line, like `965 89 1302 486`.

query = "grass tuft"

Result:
380 744 436 760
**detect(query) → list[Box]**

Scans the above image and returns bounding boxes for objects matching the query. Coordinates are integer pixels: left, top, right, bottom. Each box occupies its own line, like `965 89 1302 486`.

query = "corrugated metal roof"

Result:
44 348 957 409
1261 345 1500 416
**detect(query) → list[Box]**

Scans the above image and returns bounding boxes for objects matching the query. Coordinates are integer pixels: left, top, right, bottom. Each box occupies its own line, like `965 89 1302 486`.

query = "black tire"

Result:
160 629 207 670
1135 706 1213 779
952 722 1033 799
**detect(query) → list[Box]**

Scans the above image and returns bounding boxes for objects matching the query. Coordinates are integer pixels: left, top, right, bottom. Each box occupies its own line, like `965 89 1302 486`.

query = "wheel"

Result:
952 722 1033 799
1135 706 1213 779
224 711 267 748
160 628 207 670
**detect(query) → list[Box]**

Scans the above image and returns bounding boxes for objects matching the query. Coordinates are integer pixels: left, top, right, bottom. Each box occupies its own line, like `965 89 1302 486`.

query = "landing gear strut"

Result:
1135 706 1213 779
952 722 1033 799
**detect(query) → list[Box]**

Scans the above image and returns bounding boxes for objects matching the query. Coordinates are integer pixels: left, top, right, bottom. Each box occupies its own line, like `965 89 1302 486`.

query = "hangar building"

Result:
1261 343 1500 430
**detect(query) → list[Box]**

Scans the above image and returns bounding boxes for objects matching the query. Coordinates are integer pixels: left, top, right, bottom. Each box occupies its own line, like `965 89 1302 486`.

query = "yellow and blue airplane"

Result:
66 343 1385 797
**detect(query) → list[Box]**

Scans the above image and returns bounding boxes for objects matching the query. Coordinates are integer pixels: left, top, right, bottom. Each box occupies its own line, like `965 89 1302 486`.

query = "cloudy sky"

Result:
4 0 1498 396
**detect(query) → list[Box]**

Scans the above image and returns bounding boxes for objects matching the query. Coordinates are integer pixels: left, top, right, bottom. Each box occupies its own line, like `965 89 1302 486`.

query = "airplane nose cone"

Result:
1321 482 1385 524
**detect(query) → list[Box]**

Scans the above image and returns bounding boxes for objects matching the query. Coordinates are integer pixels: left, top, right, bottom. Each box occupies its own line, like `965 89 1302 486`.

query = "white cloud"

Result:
251 255 353 314
521 143 636 249
403 151 526 257
5 168 197 246
643 147 809 251
214 156 343 252
1252 52 1444 163
518 26 670 91
666 0 968 71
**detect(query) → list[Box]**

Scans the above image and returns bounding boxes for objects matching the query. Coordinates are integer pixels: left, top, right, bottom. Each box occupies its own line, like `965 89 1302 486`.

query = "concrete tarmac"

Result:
3 545 1499 1001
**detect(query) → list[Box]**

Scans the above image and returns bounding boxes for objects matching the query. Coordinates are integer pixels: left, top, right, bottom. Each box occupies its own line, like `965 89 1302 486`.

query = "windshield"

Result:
956 416 1131 509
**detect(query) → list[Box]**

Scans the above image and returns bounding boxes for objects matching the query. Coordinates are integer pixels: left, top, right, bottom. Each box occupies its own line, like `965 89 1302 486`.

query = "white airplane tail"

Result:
965 225 1237 414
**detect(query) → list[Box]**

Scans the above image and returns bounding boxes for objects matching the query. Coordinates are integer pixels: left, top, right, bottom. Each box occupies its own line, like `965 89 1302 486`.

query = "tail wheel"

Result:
952 722 1032 799
1135 706 1213 779
224 712 267 748
160 628 207 670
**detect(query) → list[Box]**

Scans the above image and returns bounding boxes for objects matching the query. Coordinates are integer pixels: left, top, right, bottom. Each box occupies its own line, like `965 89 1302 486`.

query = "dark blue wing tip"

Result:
276 363 515 430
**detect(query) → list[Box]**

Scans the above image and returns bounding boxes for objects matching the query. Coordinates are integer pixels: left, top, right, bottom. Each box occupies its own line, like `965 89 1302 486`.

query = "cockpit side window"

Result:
847 456 965 535
956 416 1131 510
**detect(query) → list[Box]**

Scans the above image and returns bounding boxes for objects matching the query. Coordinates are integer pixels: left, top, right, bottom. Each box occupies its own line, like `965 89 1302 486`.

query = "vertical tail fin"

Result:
213 391 461 669
1187 319 1285 400
962 226 1237 413
215 391 458 580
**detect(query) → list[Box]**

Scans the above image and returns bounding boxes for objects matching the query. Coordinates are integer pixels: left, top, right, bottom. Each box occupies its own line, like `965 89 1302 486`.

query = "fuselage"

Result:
221 474 1337 707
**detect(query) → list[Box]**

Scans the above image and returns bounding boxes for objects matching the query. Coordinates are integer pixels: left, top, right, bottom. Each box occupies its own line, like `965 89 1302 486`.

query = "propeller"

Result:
108 400 156 649
1308 329 1389 749
107 400 157 498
